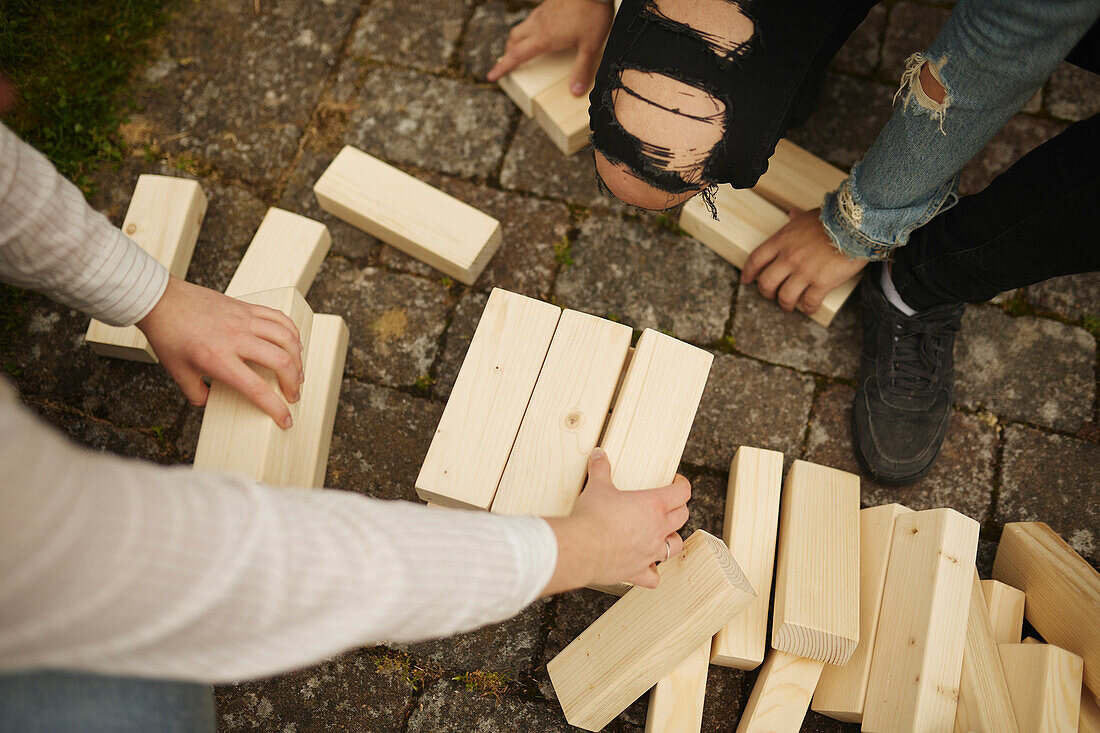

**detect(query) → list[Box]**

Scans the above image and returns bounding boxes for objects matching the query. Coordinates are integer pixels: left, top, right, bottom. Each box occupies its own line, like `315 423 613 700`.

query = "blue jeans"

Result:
0 671 215 733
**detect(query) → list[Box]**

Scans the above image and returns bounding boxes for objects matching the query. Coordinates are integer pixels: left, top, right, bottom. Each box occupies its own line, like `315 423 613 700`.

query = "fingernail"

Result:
299 370 305 384
299 340 304 352
283 415 293 429
591 447 605 459
571 82 584 95
292 391 300 403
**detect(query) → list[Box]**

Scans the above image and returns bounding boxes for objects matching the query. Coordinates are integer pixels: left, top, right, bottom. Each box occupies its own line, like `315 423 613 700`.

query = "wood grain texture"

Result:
491 310 631 517
736 649 824 733
771 460 860 665
86 175 207 362
711 445 784 670
1080 689 1100 733
224 208 331 298
314 146 501 284
679 184 858 327
953 570 1020 733
498 48 574 117
193 287 313 484
285 314 348 488
532 79 591 155
548 530 755 732
863 508 980 733
999 643 1084 733
981 579 1026 645
645 642 710 733
812 503 913 723
993 522 1100 697
416 288 561 509
752 138 847 212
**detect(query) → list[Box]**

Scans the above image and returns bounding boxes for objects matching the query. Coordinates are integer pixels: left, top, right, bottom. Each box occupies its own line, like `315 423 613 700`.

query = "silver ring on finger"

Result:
663 539 671 562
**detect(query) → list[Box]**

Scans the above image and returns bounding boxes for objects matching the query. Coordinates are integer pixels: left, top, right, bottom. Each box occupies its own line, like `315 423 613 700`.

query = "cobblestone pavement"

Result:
7 0 1099 730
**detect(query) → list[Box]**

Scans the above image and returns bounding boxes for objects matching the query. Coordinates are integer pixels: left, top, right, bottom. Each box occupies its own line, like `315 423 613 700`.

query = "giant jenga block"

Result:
981 579 1026 645
771 460 860 665
993 522 1100 696
416 289 561 509
753 139 847 213
736 649 824 733
711 446 784 670
812 503 913 723
999 643 1084 732
645 642 710 733
1081 689 1100 733
548 531 755 732
224 208 331 299
193 287 313 485
314 146 501 284
863 508 980 733
491 310 631 517
498 49 574 117
953 570 1020 733
86 175 207 362
533 79 592 155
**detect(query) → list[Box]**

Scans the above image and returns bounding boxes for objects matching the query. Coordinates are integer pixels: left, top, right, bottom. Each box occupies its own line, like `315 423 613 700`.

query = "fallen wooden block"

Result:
753 139 847 213
999 642 1083 732
193 287 313 485
736 649 824 733
812 503 912 723
224 208 331 299
993 522 1100 697
548 530 754 732
863 508 980 733
1081 689 1100 733
771 460 860 665
711 445 784 670
533 79 591 155
314 146 501 284
416 289 561 509
679 185 859 327
86 175 207 362
498 48 574 117
645 642 710 733
491 309 631 517
954 569 1020 733
981 579 1026 645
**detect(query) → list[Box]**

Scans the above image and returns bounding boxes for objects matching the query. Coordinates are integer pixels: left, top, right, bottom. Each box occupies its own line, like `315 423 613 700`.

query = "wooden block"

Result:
645 642 709 733
771 460 860 665
1080 689 1100 733
753 138 847 213
224 208 331 298
711 446 784 670
981 579 1026 645
532 78 591 155
499 49 574 117
736 649 824 733
953 569 1020 733
993 522 1100 697
193 287 313 484
314 146 501 284
812 503 913 723
86 175 207 362
863 508 980 733
416 289 561 509
491 310 631 517
999 643 1084 732
548 530 755 732
680 185 859 327
284 314 348 488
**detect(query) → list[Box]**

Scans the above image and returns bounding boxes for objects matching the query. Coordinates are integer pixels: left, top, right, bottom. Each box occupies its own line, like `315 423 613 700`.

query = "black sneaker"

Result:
852 263 965 484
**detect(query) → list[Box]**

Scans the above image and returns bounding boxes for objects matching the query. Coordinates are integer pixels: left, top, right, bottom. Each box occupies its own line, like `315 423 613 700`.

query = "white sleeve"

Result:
0 121 168 327
0 382 558 683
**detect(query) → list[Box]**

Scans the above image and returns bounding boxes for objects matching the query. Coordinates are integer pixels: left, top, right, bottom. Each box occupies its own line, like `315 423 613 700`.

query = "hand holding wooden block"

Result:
999 642 1083 732
736 649 824 733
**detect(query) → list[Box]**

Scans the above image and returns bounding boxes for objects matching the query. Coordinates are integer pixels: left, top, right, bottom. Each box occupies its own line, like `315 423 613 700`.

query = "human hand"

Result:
486 0 613 96
741 208 868 315
542 448 690 595
136 276 304 428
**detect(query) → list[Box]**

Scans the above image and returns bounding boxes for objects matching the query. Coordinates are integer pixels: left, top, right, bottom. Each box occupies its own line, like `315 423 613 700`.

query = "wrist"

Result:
542 515 598 596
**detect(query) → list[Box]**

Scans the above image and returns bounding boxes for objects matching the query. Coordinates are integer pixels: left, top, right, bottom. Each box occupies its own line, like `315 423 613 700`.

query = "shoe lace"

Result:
888 310 960 393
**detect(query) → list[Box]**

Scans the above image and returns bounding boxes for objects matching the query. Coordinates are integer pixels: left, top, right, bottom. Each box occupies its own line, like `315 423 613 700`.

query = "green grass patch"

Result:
453 670 510 698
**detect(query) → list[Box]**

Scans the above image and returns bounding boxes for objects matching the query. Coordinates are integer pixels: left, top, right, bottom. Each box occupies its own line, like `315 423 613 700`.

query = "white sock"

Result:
880 264 917 316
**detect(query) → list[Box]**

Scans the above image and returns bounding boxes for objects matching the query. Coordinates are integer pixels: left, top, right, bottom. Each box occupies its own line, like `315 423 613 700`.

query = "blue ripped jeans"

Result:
820 0 1100 260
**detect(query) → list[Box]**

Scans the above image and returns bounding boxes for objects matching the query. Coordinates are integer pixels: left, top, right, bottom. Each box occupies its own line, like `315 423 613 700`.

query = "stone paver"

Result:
434 290 488 400
81 361 189 432
787 73 895 170
879 2 951 81
830 4 887 77
682 473 727 539
409 679 574 733
959 114 1067 196
350 0 471 73
1025 272 1100 322
460 1 526 80
183 182 271 293
1046 61 1100 121
25 400 168 465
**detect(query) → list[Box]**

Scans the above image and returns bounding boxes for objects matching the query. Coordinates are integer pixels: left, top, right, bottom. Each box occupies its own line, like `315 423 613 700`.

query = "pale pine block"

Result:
981 579 1026 645
999 643 1084 732
711 445 784 670
532 79 591 155
812 503 913 723
86 175 207 363
863 508 980 733
548 531 755 732
193 287 314 484
993 522 1100 696
284 314 348 488
753 138 847 213
491 310 631 517
498 49 574 117
1080 689 1100 733
645 642 710 733
736 649 824 733
953 569 1020 733
224 208 331 298
771 460 860 665
314 146 501 284
416 289 561 509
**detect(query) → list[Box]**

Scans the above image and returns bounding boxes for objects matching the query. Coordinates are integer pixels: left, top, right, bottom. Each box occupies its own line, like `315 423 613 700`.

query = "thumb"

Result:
569 46 599 96
587 447 613 484
168 365 211 408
